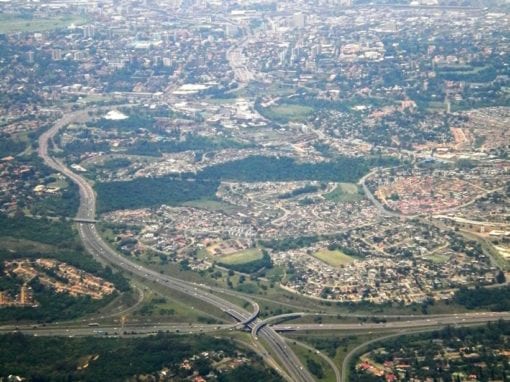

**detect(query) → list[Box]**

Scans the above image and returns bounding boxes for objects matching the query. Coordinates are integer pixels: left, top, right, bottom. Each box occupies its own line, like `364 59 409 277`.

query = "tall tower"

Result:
292 13 306 29
444 97 451 114
51 49 62 61
83 25 95 39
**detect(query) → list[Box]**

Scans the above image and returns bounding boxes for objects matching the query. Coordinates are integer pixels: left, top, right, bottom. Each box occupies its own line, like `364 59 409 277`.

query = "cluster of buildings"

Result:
102 175 504 305
274 219 500 304
0 283 37 308
102 181 377 270
3 258 116 300
369 164 510 215
356 333 510 381
0 0 508 309
176 350 249 381
0 154 75 217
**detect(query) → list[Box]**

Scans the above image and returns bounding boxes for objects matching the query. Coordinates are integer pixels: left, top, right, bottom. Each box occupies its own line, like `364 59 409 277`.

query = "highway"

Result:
271 311 510 332
0 323 230 337
253 310 510 337
38 109 314 382
7 308 509 382
17 311 510 338
292 338 341 382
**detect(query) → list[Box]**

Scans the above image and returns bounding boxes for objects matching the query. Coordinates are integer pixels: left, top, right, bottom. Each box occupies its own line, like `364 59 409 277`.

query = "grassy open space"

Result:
436 64 489 75
255 283 477 317
182 198 240 214
46 177 69 190
312 249 355 267
0 236 56 255
131 289 222 324
324 183 363 202
262 103 314 123
424 253 450 264
219 248 263 265
0 14 87 34
462 231 509 271
206 97 237 105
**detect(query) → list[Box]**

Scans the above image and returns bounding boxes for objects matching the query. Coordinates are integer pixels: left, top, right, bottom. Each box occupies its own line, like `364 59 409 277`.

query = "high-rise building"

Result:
83 25 95 39
293 12 306 29
226 24 239 38
51 49 62 61
445 98 451 114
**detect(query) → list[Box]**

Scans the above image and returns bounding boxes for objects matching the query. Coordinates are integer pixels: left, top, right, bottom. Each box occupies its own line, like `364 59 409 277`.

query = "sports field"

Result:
0 14 86 34
219 248 263 265
313 249 355 267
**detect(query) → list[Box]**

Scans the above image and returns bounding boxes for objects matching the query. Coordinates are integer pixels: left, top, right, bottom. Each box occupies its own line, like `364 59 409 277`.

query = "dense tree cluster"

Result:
0 135 25 157
188 155 399 183
0 333 282 381
96 155 397 212
278 184 321 199
96 178 220 213
454 286 510 311
0 214 77 249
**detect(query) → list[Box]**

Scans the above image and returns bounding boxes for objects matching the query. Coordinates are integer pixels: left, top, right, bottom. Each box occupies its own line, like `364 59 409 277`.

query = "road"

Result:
38 108 314 382
271 311 510 331
0 323 230 337
292 338 341 382
22 314 510 338
253 310 510 335
358 170 405 218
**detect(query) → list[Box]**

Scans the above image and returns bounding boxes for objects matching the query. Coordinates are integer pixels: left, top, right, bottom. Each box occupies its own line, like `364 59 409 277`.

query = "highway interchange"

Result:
19 108 509 382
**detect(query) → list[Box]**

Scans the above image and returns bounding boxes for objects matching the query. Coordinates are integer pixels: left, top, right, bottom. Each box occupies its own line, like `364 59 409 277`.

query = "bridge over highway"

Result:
73 218 98 224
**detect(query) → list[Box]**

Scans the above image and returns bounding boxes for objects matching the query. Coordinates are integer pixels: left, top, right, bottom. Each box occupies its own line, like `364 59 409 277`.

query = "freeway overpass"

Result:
73 218 98 224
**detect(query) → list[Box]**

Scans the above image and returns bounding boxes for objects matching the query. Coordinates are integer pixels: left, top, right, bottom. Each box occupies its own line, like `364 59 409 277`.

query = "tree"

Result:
496 270 506 284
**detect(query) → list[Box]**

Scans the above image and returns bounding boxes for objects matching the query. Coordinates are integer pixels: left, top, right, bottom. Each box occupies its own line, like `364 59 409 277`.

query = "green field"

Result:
424 253 450 264
262 103 314 123
219 248 263 265
0 14 87 34
313 249 355 267
324 183 363 202
46 178 69 190
436 64 488 73
181 199 239 214
0 236 55 255
132 290 222 324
